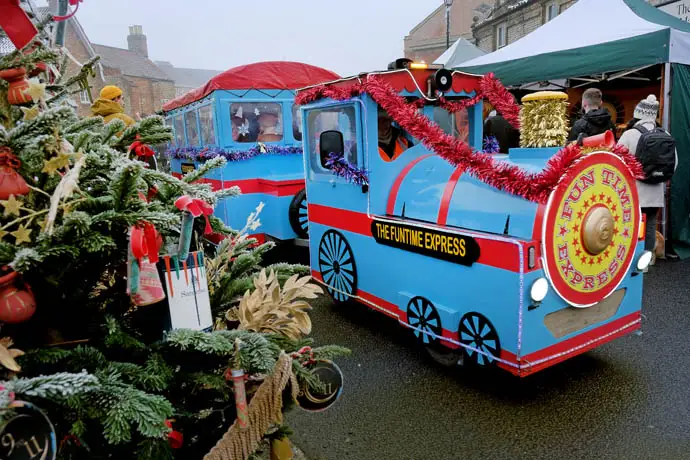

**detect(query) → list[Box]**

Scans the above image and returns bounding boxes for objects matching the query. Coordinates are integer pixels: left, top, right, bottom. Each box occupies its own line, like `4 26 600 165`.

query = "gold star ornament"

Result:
20 105 39 121
1 195 22 217
10 224 31 245
42 153 71 176
24 78 47 103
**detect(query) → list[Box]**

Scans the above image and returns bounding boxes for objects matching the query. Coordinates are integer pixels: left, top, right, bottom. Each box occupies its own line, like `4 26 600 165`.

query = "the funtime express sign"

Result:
543 153 640 307
371 219 480 266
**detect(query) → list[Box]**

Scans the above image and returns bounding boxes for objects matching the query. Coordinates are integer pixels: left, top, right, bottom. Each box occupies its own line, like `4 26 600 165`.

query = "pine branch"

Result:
182 156 226 184
103 316 146 352
4 370 99 401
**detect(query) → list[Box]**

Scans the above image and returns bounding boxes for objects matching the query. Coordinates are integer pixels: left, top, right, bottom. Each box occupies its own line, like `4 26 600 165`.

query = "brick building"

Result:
404 1 493 64
472 0 671 53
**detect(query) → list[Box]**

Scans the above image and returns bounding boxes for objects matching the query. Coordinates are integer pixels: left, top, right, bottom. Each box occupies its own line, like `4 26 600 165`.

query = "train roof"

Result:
295 65 483 99
162 61 340 112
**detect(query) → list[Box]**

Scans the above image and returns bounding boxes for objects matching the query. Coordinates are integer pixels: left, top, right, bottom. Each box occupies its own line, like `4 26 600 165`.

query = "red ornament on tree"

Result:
0 0 39 50
0 68 32 105
0 266 36 324
0 148 30 200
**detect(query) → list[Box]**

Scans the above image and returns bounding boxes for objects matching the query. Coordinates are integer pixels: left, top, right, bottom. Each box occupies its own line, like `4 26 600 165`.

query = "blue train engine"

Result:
163 61 339 245
296 59 652 377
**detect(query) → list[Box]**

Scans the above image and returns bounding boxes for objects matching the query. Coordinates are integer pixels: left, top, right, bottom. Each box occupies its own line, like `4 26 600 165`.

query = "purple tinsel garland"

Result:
483 135 500 154
165 144 303 162
325 152 369 186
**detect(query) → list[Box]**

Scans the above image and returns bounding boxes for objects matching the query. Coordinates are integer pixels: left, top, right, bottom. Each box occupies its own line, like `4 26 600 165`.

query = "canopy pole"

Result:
661 62 672 242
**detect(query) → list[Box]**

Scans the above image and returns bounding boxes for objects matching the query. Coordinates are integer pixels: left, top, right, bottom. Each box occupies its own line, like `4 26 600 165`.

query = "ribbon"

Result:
0 0 38 50
130 222 161 264
164 420 183 449
175 195 213 235
128 140 156 158
53 0 82 21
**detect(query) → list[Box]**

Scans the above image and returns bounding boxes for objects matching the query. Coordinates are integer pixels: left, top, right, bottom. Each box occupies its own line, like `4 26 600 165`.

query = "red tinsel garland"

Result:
295 75 643 204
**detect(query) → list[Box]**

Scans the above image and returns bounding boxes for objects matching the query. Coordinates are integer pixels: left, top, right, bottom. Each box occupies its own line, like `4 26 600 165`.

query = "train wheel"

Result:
407 297 462 367
289 188 309 239
318 230 357 304
458 312 501 367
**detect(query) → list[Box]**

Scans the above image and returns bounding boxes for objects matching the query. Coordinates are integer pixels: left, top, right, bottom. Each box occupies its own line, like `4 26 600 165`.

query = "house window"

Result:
79 89 90 104
230 102 283 143
496 23 507 49
545 2 559 22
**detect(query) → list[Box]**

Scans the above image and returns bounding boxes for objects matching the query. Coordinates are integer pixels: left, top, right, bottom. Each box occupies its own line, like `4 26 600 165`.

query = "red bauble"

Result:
0 267 36 324
0 67 32 105
0 148 30 200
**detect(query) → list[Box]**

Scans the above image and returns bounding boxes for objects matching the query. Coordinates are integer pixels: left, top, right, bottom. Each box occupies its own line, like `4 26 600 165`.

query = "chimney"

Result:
127 25 148 58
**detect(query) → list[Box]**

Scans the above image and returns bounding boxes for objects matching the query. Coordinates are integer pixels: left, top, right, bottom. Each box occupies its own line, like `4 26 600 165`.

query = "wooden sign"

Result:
180 162 195 174
0 401 56 460
371 219 480 266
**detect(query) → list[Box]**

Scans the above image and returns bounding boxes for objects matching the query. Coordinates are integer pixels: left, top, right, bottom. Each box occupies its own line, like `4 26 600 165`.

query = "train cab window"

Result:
198 105 216 145
378 106 412 162
433 106 470 145
173 115 185 146
230 102 283 143
292 104 303 142
307 105 358 174
185 110 200 147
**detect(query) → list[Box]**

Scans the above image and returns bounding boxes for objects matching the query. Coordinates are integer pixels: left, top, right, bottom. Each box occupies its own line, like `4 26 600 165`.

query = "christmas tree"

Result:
0 5 347 459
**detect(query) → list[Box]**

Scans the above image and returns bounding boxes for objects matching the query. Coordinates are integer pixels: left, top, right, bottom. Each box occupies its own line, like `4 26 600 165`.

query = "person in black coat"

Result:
484 111 520 153
567 88 616 143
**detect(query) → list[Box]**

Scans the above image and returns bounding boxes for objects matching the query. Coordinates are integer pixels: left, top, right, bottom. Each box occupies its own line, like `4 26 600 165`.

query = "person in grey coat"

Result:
617 95 678 266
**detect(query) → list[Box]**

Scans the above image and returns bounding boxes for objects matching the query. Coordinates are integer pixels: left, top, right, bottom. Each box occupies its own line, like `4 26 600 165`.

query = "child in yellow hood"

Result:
90 85 136 127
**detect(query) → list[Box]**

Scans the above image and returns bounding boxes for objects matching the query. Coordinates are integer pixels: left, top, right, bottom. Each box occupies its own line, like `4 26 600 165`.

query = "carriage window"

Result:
307 105 358 173
198 105 216 145
184 110 200 147
230 102 283 143
173 115 185 146
292 104 303 141
434 106 469 144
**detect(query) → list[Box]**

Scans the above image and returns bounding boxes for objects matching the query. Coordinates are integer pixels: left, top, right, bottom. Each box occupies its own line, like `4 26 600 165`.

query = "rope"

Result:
203 352 299 460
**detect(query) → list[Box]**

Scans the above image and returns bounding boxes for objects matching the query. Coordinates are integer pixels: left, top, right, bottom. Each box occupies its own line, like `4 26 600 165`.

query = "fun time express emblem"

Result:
543 152 640 307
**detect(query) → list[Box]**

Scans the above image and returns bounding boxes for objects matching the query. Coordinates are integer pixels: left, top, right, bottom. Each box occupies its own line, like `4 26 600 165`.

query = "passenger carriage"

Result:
295 59 652 377
163 61 339 245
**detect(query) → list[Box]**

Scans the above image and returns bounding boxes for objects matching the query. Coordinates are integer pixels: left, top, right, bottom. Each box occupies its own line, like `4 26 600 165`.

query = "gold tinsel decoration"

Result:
519 91 570 148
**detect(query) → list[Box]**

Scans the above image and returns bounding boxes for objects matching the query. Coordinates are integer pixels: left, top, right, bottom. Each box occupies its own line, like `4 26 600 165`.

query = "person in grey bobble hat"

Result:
617 95 678 269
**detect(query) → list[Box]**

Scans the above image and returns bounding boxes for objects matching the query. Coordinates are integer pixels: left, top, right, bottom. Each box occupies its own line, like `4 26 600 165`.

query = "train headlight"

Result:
636 251 653 272
530 278 549 303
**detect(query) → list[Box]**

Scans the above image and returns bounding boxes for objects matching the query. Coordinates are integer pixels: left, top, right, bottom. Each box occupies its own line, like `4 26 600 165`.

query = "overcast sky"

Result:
41 0 446 77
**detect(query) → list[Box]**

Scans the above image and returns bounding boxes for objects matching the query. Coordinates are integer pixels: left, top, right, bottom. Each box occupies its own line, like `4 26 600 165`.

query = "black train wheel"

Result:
289 188 309 239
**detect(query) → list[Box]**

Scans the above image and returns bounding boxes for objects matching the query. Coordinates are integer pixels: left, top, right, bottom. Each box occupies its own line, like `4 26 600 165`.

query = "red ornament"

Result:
0 148 30 200
0 267 36 324
164 420 183 449
0 67 32 105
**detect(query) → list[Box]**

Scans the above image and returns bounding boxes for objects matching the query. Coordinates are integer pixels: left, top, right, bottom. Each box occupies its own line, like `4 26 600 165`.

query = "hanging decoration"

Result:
519 91 570 148
0 68 32 105
0 0 39 50
0 400 57 460
324 152 369 186
52 0 83 22
483 136 500 154
165 420 183 449
166 144 302 163
0 266 36 324
295 74 643 205
0 148 29 200
128 138 156 158
174 195 214 260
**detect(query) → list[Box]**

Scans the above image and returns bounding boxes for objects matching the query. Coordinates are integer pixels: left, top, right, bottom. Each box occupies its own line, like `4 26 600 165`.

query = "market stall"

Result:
457 0 690 258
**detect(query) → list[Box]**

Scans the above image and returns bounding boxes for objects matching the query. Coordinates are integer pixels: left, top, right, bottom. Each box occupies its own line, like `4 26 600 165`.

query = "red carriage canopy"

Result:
162 61 340 112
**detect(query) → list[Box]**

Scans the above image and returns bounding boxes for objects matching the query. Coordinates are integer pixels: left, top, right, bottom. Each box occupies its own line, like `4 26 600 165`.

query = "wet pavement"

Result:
286 257 690 459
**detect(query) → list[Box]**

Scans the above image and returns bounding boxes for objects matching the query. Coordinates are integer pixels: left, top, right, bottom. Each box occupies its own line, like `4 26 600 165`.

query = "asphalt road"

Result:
285 256 690 460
